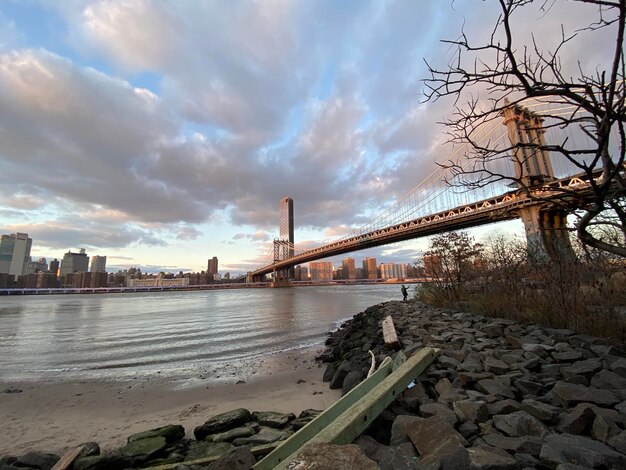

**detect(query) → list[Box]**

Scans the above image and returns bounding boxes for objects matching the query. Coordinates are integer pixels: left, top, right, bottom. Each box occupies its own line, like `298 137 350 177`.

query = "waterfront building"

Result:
207 257 219 275
90 255 107 273
60 249 89 276
423 254 442 277
362 257 378 279
73 272 92 288
0 273 14 288
342 257 356 280
27 257 48 274
36 272 58 288
0 232 32 276
49 258 60 276
294 265 309 281
309 261 333 281
379 262 408 280
127 276 190 287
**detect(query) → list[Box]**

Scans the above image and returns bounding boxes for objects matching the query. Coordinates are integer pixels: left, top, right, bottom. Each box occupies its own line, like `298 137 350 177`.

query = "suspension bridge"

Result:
249 98 625 282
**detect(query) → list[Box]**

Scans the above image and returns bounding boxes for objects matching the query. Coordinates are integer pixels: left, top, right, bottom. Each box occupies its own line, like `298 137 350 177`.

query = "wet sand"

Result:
0 348 340 456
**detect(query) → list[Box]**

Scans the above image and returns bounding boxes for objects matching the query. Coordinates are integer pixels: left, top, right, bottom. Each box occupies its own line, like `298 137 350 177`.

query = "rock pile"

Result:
0 409 321 470
318 300 626 469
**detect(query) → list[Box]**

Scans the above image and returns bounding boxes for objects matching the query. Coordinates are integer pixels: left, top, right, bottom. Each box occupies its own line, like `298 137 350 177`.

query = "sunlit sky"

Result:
0 1 613 274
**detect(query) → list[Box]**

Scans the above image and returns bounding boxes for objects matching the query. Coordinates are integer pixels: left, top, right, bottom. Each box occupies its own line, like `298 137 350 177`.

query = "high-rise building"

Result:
342 257 356 280
90 255 107 273
27 257 48 274
207 257 218 275
0 233 32 276
294 265 309 281
309 261 333 281
362 257 378 279
60 249 89 276
379 263 408 280
49 258 60 277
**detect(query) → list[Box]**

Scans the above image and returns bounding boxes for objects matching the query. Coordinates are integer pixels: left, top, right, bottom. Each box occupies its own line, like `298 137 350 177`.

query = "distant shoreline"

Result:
0 278 426 296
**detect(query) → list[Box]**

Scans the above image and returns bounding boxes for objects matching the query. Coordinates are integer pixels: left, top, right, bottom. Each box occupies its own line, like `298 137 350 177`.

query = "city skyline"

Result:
0 2 606 272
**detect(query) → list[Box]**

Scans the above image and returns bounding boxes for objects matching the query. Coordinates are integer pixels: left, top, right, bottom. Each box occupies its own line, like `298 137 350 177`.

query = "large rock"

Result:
492 411 548 438
406 416 470 470
551 382 619 407
453 399 489 424
329 361 354 389
561 358 603 380
209 425 257 442
355 435 418 470
540 433 626 468
232 426 291 446
127 424 185 444
194 408 252 440
185 441 235 461
118 436 167 465
610 358 626 377
608 430 626 454
253 411 295 428
419 402 457 425
72 453 131 470
205 446 256 470
557 403 595 434
467 446 519 470
475 379 515 399
342 370 364 395
486 399 521 416
483 432 542 455
292 409 321 430
14 452 59 470
591 369 626 390
520 398 559 423
390 415 424 446
483 357 510 375
290 442 379 469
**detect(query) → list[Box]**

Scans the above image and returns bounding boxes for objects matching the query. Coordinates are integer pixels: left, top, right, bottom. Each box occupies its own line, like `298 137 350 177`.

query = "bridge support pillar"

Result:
271 269 292 288
519 206 575 264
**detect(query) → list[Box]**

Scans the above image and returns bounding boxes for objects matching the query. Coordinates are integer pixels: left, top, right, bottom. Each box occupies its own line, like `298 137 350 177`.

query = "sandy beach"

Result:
0 347 340 456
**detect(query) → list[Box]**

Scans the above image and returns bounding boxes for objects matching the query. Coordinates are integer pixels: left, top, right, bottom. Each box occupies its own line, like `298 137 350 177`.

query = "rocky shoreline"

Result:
2 299 626 469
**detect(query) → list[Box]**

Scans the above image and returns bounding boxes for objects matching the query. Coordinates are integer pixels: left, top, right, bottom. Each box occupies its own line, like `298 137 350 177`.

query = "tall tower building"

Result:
279 197 294 259
0 232 32 276
49 258 60 277
342 257 356 280
309 261 333 281
60 249 89 276
207 257 219 275
362 257 378 279
90 255 107 272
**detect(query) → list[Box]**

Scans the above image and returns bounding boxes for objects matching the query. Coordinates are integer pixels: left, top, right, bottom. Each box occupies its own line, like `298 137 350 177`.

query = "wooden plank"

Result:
51 445 85 470
258 348 440 470
252 356 396 470
382 315 400 349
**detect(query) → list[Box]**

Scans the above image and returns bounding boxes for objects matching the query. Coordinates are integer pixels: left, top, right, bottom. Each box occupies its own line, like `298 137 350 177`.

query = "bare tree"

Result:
424 0 626 256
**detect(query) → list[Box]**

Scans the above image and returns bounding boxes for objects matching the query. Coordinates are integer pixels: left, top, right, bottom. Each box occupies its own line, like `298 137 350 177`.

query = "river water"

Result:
0 284 405 383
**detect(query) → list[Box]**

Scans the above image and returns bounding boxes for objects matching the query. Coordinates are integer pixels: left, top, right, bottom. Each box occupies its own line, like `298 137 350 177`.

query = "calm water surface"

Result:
0 284 404 382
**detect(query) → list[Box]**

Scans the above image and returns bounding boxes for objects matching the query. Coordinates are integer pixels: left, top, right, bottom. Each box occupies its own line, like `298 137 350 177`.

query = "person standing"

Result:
401 284 408 302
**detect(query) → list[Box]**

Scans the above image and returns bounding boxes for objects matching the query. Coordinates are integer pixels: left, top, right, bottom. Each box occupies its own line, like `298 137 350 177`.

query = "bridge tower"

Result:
272 197 294 286
502 104 575 263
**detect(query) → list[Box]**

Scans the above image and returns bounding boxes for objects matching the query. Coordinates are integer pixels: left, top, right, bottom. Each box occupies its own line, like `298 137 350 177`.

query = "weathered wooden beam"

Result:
51 445 85 470
255 347 440 470
252 356 397 470
382 315 400 349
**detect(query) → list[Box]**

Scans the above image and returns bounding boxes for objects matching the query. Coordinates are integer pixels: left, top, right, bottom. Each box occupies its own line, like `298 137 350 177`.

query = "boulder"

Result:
406 415 470 470
329 361 353 389
608 430 626 454
513 378 544 396
591 369 626 390
467 446 519 470
323 363 337 382
390 415 424 446
232 426 291 446
557 403 595 434
209 425 257 442
118 436 167 465
609 358 626 377
482 432 542 455
483 357 510 375
550 382 619 407
127 424 185 444
520 398 559 423
14 452 59 470
290 442 379 469
342 370 363 395
292 409 321 430
355 436 418 470
419 402 457 425
72 453 131 470
253 411 295 428
397 382 428 412
194 408 252 440
475 379 515 399
492 411 548 438
540 433 626 468
561 358 603 379
185 441 234 461
592 414 621 443
552 350 583 362
204 446 256 470
453 399 489 424
486 399 521 416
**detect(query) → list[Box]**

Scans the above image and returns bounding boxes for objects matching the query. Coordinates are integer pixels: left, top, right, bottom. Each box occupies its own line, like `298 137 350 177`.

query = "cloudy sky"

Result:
0 0 615 274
